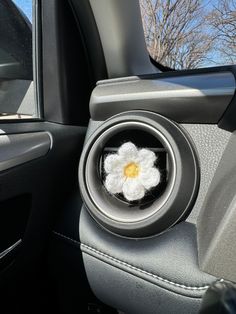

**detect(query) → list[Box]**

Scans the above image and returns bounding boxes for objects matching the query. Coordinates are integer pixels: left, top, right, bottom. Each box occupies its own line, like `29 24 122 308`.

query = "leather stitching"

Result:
53 231 212 291
81 243 210 291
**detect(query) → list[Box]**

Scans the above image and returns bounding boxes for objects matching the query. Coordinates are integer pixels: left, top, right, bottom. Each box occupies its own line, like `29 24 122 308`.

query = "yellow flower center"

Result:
124 162 140 178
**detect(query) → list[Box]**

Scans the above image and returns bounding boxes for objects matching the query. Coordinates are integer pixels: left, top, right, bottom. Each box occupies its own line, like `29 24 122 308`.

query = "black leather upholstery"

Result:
79 208 218 313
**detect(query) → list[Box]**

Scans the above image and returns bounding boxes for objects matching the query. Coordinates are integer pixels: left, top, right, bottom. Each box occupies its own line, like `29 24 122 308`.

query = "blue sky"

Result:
13 0 219 27
12 0 32 21
12 0 219 22
10 0 232 67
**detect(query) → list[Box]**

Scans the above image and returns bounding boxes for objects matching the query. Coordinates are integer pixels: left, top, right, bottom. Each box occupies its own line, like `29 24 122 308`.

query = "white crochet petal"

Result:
137 148 156 169
105 174 125 194
104 154 124 174
139 167 160 190
122 178 145 201
118 142 138 159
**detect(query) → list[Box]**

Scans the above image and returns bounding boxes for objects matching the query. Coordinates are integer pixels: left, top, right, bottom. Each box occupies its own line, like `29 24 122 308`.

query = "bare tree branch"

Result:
208 0 236 64
140 0 215 69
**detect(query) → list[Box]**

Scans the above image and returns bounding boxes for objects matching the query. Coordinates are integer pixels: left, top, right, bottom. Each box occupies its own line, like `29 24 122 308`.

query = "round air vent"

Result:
79 111 199 237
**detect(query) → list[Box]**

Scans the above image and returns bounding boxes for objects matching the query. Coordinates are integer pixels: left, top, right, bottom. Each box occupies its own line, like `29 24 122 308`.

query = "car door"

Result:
0 1 92 313
48 1 236 314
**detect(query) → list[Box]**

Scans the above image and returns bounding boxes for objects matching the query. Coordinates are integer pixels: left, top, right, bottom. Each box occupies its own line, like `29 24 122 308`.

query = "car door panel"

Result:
0 121 86 313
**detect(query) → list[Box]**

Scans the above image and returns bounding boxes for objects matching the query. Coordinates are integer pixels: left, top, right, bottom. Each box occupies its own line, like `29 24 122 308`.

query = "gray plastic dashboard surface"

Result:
90 72 235 122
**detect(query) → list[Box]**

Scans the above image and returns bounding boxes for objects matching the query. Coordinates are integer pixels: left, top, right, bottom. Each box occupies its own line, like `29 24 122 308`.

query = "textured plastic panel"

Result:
90 72 235 122
183 124 231 223
198 131 236 282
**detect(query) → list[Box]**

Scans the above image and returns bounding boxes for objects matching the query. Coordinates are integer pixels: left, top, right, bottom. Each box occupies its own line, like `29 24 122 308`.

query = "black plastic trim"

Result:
218 66 236 131
41 0 94 125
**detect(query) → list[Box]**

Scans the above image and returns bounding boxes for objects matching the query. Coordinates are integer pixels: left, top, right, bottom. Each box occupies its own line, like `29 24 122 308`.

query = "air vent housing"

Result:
79 111 199 237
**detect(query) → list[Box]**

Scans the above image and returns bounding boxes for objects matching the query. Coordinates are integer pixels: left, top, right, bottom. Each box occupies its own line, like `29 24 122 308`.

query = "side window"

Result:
0 0 35 120
139 0 236 70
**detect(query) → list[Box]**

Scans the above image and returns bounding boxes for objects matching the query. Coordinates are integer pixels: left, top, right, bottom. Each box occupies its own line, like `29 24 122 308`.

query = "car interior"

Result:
1 0 236 313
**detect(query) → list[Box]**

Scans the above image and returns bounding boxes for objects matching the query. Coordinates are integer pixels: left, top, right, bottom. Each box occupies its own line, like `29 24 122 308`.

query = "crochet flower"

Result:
104 142 160 201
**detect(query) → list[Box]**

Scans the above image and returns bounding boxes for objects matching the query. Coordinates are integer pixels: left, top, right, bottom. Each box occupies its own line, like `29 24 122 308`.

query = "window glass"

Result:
13 0 32 21
0 0 35 120
140 0 236 70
